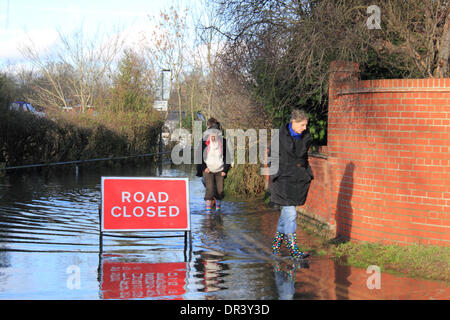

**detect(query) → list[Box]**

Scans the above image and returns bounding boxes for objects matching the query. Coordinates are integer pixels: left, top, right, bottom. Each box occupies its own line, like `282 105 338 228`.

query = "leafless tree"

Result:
20 27 124 113
146 4 191 128
193 0 228 120
371 0 450 78
212 0 449 122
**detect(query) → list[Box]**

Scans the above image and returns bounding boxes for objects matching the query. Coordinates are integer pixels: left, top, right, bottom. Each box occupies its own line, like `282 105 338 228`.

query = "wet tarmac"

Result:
0 163 448 299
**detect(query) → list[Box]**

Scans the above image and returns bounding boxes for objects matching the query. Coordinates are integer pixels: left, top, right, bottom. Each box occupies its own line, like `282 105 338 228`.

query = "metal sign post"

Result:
99 177 191 259
154 69 171 175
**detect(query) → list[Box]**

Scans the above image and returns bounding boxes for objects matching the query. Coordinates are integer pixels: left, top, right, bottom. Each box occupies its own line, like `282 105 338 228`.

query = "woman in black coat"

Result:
270 109 314 260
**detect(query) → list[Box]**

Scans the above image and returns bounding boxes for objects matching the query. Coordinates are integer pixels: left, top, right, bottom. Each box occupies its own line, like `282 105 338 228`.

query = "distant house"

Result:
62 104 95 114
162 110 205 146
162 110 184 146
165 110 186 132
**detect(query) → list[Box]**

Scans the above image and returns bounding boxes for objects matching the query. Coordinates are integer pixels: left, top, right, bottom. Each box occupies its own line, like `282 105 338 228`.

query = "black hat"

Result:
208 123 220 130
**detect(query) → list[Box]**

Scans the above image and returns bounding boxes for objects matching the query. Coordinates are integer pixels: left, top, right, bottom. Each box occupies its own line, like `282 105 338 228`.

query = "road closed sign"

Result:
101 177 190 232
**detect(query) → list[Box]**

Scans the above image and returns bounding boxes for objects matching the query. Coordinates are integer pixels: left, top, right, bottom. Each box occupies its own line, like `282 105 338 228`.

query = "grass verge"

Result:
293 212 450 283
331 241 450 283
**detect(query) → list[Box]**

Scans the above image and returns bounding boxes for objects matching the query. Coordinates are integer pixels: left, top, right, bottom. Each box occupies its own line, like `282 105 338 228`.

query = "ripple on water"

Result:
1 165 449 300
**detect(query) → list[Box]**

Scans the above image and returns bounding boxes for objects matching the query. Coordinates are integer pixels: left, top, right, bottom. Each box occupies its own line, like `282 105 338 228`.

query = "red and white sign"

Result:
101 177 190 231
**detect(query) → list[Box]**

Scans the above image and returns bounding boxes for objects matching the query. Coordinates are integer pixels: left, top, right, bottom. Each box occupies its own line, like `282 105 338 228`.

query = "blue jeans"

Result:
276 206 297 234
274 268 294 300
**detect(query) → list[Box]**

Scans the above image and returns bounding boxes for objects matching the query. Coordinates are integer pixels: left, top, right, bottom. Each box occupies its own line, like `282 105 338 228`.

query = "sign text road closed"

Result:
101 177 190 231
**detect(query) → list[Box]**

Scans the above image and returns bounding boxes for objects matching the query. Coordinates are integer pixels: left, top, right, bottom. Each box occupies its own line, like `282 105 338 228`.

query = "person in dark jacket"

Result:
196 118 231 212
270 109 313 260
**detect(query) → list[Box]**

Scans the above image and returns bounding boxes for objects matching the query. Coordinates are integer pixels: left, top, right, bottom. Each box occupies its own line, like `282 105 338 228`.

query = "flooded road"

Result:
0 163 448 299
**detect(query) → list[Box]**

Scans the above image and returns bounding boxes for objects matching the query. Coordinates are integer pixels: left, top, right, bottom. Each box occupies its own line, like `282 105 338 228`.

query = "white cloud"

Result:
189 40 226 69
0 28 59 61
25 5 152 18
106 20 166 55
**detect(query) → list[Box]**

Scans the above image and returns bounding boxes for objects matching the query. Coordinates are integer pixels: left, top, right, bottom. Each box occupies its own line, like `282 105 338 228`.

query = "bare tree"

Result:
194 0 228 120
435 6 450 77
146 3 191 128
212 0 450 125
372 0 450 78
20 27 124 112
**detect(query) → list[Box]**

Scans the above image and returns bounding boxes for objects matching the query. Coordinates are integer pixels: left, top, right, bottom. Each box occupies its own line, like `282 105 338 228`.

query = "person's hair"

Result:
207 117 219 128
290 109 309 122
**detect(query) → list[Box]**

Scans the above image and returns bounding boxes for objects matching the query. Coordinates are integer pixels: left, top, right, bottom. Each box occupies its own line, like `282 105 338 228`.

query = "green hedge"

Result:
0 109 162 168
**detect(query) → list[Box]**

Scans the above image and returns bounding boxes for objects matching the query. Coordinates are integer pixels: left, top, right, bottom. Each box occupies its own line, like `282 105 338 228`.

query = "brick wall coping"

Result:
336 86 450 96
333 78 450 96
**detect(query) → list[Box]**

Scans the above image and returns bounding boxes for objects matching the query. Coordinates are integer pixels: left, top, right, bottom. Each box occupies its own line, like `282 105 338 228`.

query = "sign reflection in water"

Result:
100 261 187 299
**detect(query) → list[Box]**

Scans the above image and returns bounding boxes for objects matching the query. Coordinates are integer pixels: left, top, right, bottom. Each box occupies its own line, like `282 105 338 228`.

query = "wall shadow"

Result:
332 162 355 299
335 162 355 241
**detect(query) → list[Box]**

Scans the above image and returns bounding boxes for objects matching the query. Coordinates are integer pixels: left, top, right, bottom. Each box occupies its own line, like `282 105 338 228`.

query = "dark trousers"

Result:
203 171 225 200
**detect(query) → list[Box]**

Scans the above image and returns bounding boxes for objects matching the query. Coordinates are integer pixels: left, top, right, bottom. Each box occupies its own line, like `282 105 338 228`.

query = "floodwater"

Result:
0 163 448 300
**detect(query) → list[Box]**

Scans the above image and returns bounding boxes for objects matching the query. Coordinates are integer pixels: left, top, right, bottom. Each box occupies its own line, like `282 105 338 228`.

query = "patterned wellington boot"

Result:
215 200 221 211
205 200 213 213
285 233 310 260
272 232 285 255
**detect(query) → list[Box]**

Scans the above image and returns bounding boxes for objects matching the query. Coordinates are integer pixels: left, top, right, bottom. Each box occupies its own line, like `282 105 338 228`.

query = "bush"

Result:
224 163 266 198
0 107 163 168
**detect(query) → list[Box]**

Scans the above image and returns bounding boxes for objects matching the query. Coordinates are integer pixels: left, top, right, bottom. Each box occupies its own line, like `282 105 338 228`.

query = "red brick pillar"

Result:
328 61 360 158
328 61 361 239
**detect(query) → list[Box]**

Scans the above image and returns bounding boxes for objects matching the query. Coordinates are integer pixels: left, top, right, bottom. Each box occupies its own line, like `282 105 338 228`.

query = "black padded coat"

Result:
270 123 314 206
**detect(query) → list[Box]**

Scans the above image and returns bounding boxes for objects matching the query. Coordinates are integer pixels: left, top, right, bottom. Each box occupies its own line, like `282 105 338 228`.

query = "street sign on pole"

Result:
153 100 168 111
162 69 171 100
155 69 171 101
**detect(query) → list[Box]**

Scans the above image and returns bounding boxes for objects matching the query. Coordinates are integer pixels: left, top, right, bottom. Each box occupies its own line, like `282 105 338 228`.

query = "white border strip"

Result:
101 176 191 232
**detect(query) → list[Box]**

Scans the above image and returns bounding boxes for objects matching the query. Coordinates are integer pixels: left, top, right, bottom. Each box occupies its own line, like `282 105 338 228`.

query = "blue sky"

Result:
0 0 191 66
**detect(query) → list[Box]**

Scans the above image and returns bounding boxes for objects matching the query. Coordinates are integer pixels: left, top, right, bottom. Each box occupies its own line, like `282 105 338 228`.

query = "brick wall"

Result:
301 61 450 246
